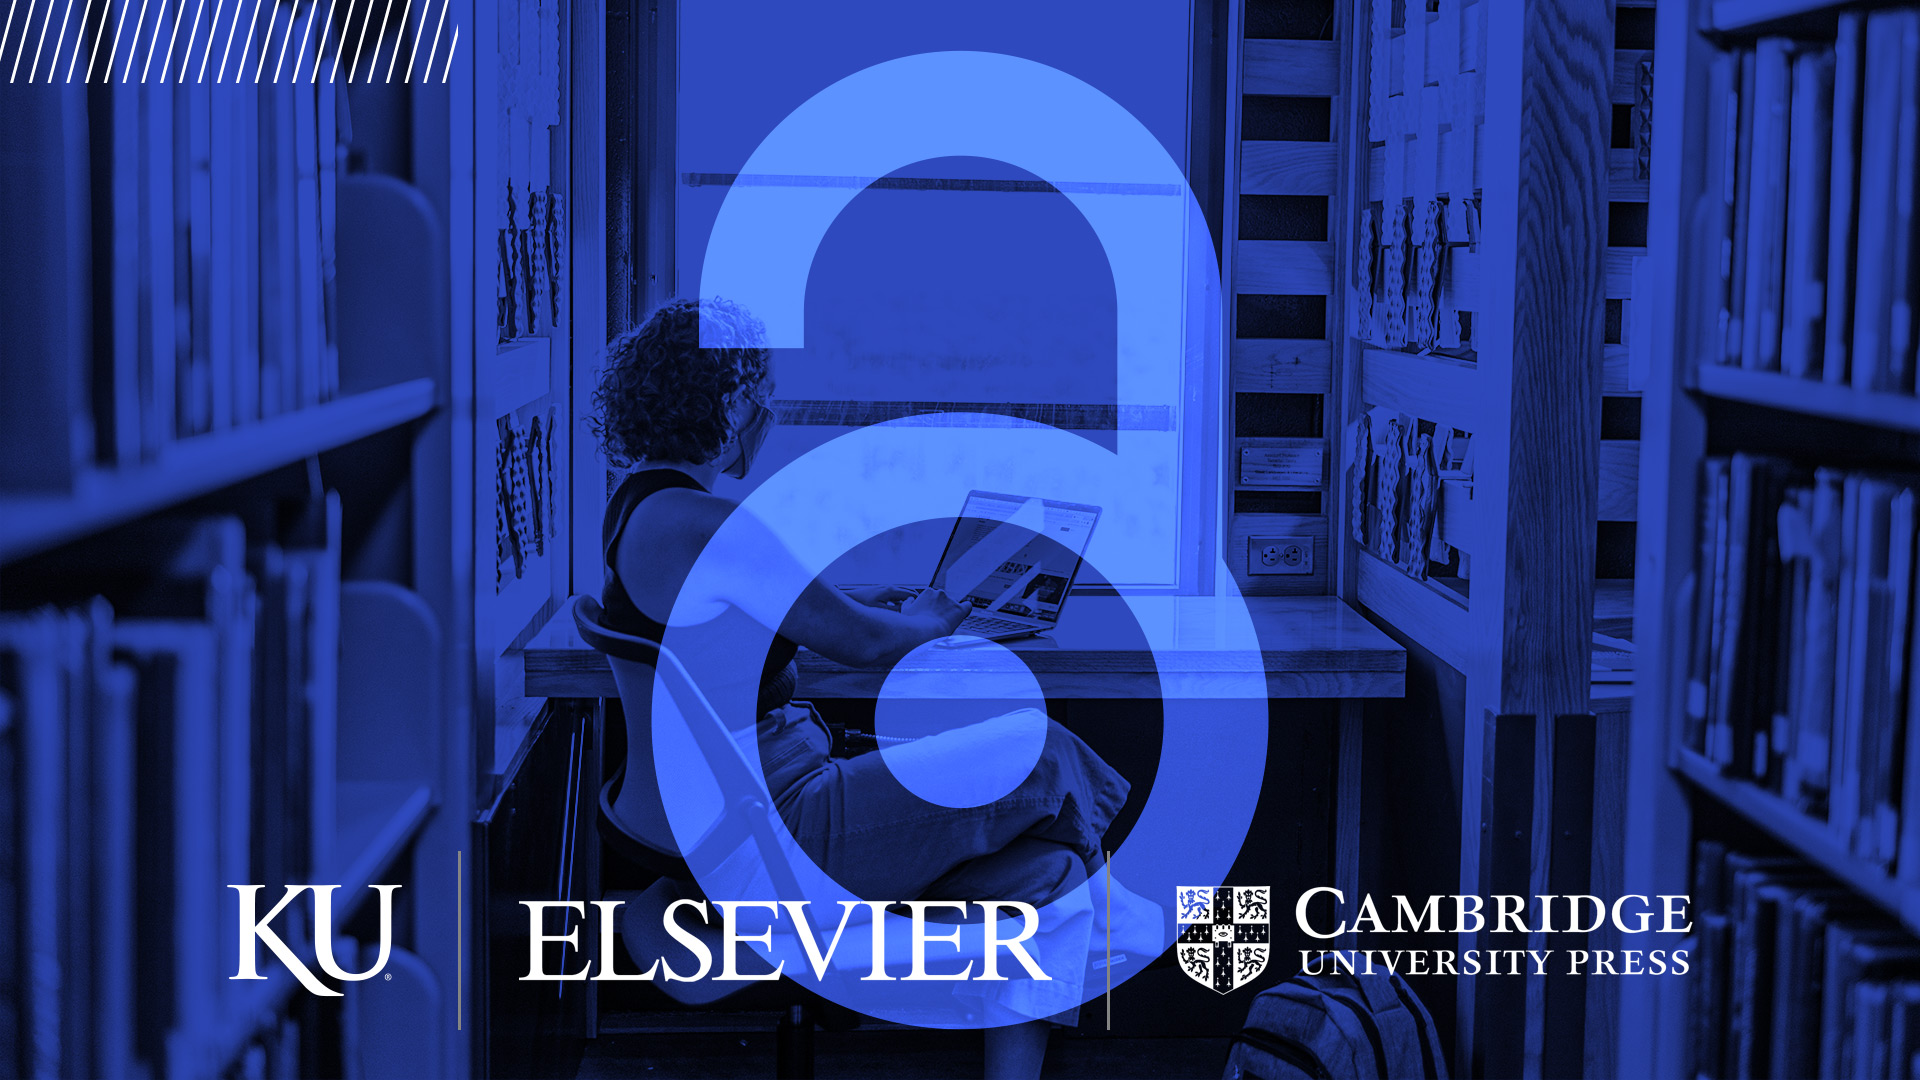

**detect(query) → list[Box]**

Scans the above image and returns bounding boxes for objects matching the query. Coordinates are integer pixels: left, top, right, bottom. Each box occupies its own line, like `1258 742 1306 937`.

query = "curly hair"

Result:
589 297 773 468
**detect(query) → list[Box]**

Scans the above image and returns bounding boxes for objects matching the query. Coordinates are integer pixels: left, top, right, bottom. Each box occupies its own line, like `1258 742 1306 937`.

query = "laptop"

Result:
918 491 1103 642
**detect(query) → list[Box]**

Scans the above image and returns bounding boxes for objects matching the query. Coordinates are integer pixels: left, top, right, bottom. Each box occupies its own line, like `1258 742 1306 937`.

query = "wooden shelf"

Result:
1360 349 1485 431
331 780 436 899
1242 39 1341 97
1354 547 1469 670
1709 0 1850 32
0 379 436 564
1599 440 1641 522
1595 578 1633 622
1673 752 1919 930
1695 364 1920 434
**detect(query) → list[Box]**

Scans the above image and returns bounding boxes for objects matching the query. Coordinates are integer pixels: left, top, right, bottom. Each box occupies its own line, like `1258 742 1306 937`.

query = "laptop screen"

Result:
929 492 1101 624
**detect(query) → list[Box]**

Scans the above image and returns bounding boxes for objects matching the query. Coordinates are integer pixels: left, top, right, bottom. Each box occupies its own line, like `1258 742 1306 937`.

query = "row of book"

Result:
1690 841 1920 1079
2 36 345 489
0 502 341 1078
1706 12 1920 396
1684 455 1920 876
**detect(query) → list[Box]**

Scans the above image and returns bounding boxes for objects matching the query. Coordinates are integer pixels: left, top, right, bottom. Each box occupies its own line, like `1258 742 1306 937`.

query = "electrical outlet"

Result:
1248 536 1313 576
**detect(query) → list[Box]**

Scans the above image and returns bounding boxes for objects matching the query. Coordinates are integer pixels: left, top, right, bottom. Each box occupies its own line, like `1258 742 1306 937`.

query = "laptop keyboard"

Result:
958 615 1036 636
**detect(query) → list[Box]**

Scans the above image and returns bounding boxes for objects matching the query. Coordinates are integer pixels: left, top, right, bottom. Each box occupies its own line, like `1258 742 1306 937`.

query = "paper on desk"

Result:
940 497 1046 600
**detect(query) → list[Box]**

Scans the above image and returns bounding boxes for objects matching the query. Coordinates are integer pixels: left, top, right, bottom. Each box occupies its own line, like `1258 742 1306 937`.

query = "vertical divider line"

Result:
457 848 464 1030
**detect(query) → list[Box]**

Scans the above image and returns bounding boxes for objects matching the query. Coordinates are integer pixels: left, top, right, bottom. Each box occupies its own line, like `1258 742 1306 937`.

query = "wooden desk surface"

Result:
523 594 1406 700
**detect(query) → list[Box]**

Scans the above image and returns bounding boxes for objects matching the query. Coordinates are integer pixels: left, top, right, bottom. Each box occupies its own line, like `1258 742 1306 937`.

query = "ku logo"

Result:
1175 886 1270 993
231 885 399 997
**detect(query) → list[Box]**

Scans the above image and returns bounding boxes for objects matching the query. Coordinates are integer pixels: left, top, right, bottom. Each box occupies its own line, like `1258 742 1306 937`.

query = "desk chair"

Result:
571 594 831 1077
573 597 1066 1070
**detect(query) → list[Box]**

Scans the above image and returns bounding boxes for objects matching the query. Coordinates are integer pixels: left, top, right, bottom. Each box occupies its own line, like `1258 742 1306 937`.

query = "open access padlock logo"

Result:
652 51 1271 1027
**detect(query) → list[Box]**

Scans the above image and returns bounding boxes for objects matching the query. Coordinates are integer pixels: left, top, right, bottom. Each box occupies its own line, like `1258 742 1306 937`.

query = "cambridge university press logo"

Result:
1175 886 1270 993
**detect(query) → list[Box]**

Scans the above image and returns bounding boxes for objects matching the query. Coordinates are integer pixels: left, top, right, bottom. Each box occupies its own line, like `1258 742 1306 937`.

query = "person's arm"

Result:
779 580 967 667
631 491 967 667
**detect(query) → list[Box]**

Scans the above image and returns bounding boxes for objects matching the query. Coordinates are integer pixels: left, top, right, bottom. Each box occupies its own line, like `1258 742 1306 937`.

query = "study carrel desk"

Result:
519 595 1401 1035
523 594 1406 701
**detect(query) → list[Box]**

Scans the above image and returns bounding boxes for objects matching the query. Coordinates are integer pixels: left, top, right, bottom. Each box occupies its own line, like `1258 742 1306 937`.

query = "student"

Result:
590 297 1159 1078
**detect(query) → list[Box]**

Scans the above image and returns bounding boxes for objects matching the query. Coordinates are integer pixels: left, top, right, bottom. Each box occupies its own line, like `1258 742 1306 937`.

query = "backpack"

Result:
1224 961 1448 1080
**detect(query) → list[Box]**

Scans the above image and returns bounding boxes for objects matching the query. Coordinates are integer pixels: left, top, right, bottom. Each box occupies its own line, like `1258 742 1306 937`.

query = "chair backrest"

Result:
570 595 805 900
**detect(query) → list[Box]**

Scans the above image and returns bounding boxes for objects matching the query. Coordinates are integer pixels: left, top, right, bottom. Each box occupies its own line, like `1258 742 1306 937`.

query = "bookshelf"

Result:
1696 364 1920 435
0 47 474 1080
0 379 436 563
1626 0 1920 1074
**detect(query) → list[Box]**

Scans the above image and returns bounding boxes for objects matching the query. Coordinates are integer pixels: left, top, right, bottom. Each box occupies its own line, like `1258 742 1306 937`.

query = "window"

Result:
622 1 1225 591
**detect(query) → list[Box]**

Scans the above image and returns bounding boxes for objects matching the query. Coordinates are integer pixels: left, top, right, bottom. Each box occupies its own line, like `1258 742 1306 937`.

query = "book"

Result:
1741 37 1794 373
1728 49 1759 366
1886 13 1920 398
100 80 143 466
238 81 262 425
1891 982 1920 1080
0 610 82 1078
293 79 325 409
1692 909 1735 1079
1687 460 1730 755
1801 470 1846 808
1705 49 1739 369
1781 45 1835 380
1880 490 1918 865
317 82 340 400
1777 485 1814 794
1822 923 1920 1078
1850 13 1918 396
1858 980 1896 1080
186 74 216 436
1687 459 1920 853
92 647 138 1080
1732 867 1826 1075
1824 13 1867 386
114 619 223 1065
208 77 240 431
1842 478 1900 859
1773 888 1879 1078
141 73 178 460
259 81 299 419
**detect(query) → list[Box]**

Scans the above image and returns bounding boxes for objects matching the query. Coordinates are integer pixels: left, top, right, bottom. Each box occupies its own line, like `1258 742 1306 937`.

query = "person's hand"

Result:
845 585 917 610
901 587 969 636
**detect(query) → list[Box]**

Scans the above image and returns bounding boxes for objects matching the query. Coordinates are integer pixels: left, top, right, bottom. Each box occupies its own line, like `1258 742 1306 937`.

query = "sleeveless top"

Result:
601 469 800 717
